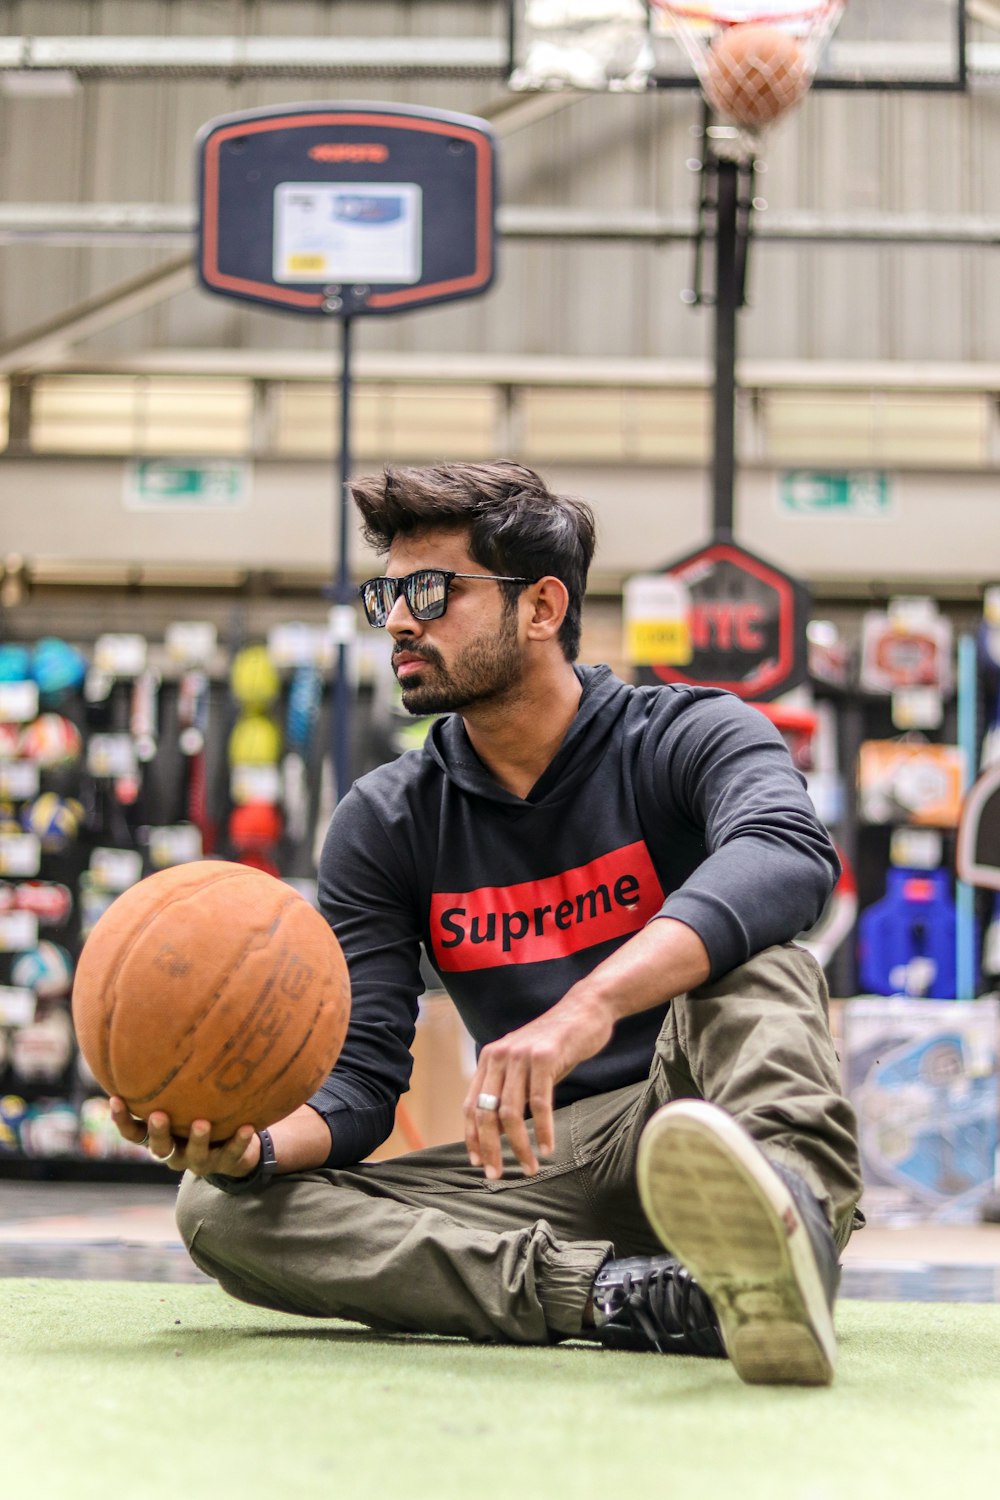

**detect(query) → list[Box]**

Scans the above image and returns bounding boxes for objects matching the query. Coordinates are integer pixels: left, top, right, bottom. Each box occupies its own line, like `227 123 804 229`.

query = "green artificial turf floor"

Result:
2 1281 998 1500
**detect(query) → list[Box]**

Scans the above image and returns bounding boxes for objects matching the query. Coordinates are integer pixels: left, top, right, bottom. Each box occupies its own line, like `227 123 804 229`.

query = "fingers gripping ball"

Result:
71 860 351 1140
704 24 809 128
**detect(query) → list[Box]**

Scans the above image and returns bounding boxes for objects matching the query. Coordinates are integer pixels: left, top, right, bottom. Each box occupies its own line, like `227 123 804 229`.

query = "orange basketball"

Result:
704 24 809 128
72 860 350 1140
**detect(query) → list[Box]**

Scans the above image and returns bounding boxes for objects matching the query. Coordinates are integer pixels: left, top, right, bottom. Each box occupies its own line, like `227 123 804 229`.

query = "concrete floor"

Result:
2 1177 1000 1300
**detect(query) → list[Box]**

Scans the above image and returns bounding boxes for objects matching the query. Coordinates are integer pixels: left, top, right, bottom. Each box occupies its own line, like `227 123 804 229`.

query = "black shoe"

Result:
592 1253 725 1358
635 1100 840 1387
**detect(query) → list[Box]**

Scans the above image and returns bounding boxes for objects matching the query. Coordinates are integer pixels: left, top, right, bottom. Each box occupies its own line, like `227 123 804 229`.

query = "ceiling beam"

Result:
3 203 1000 249
0 35 508 79
0 255 194 373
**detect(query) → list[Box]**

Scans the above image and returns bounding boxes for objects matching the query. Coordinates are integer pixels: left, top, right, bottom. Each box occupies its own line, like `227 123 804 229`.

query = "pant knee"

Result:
175 1172 240 1262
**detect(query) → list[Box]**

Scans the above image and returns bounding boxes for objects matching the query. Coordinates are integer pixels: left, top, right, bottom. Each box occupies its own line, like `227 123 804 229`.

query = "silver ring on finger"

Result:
149 1145 175 1163
476 1092 501 1112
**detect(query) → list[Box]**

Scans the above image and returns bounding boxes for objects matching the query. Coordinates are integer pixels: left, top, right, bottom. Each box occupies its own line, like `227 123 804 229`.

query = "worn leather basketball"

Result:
72 860 350 1140
704 24 809 128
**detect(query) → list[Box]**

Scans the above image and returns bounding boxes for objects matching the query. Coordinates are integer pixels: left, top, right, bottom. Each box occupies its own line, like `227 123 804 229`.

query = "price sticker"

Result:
0 910 38 953
0 761 40 801
268 622 333 669
89 847 144 893
0 984 36 1026
165 621 218 667
147 824 203 869
0 681 39 724
86 733 138 779
0 834 40 878
231 764 282 805
93 633 148 677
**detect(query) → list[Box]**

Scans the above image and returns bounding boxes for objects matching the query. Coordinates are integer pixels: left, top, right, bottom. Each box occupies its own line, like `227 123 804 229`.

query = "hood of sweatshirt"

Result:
423 663 633 811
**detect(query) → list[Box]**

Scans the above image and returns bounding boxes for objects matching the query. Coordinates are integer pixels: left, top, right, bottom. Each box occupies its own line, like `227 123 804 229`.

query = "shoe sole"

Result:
636 1100 836 1387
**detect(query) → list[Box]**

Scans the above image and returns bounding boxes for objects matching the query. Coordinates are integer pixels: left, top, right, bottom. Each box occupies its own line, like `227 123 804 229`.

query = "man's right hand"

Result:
109 1097 259 1178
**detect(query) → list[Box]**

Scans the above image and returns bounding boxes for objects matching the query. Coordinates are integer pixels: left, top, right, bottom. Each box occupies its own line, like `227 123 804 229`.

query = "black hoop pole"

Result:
332 314 354 803
712 155 739 541
708 146 755 542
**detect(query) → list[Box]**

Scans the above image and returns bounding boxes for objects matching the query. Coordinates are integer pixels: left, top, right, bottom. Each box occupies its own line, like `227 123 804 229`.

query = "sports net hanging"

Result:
650 1 846 153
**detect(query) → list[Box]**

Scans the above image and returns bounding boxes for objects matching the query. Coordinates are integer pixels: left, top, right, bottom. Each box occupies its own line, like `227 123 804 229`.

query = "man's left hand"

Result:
463 995 614 1180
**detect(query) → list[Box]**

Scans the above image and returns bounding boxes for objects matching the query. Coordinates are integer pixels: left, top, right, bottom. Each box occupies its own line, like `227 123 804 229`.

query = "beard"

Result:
393 609 522 716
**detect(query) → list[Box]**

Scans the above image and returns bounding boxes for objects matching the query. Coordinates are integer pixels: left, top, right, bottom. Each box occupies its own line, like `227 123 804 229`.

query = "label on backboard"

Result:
273 182 422 285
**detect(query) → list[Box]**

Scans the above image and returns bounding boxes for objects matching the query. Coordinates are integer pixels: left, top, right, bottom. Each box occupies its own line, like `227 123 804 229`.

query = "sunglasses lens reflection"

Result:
362 571 449 626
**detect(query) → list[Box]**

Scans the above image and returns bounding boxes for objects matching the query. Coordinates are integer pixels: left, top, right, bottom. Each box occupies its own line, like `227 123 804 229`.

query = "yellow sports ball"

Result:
228 713 282 766
230 645 280 708
21 793 84 850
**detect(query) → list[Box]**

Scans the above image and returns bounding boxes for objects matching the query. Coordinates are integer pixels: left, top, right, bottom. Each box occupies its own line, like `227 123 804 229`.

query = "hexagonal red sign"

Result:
633 540 810 701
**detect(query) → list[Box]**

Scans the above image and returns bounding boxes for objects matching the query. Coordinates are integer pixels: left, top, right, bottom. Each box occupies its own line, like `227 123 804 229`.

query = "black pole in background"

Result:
696 139 754 544
332 313 354 804
712 156 739 542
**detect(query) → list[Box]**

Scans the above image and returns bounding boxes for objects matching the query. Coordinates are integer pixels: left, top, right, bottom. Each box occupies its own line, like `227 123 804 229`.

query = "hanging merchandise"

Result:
0 644 31 683
7 880 74 926
230 644 281 711
0 903 37 954
19 1099 78 1157
88 846 144 895
0 721 22 759
176 669 216 853
147 823 203 870
857 868 957 1000
19 713 83 770
80 720 139 849
806 619 850 689
229 713 283 809
858 741 966 827
20 792 85 852
0 669 38 735
11 941 74 1000
77 876 117 940
228 712 282 767
79 1096 148 1160
229 799 283 852
228 801 283 879
29 638 88 706
9 1004 75 1083
0 1094 28 1153
129 670 160 764
859 597 953 731
92 633 148 680
282 664 323 851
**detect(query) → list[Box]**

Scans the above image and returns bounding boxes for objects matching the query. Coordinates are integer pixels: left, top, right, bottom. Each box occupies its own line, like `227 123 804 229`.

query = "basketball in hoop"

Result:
650 2 846 146
704 24 809 127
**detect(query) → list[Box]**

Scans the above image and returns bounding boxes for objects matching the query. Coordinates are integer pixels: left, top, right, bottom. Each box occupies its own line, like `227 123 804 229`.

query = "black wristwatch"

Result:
255 1127 278 1187
207 1127 277 1196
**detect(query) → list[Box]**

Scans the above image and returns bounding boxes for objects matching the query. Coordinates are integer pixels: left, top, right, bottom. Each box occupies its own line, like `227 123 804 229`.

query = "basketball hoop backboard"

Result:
509 0 968 93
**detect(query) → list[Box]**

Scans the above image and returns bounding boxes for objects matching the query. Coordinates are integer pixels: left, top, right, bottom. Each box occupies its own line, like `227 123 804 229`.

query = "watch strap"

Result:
206 1127 277 1196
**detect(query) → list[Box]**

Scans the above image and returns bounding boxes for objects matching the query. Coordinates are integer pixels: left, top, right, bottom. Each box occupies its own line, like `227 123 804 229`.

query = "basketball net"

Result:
650 1 846 156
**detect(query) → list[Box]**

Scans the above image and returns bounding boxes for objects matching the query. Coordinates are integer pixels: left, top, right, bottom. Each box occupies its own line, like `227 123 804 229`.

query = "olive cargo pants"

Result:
176 944 863 1343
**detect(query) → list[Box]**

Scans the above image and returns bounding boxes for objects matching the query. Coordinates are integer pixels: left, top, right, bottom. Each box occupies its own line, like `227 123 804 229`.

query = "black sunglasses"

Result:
359 569 535 629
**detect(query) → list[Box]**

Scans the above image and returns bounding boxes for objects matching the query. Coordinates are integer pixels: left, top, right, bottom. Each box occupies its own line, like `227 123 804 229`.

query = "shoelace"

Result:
618 1262 723 1357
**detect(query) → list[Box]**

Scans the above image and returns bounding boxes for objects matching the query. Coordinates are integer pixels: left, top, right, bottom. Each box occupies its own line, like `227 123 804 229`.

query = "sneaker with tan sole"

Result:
635 1099 840 1387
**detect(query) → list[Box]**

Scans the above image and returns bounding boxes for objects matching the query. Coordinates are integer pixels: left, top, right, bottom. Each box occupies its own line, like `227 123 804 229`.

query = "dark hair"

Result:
350 461 596 661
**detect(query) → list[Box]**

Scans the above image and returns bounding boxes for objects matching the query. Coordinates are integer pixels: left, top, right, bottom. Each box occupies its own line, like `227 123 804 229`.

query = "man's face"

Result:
384 529 525 716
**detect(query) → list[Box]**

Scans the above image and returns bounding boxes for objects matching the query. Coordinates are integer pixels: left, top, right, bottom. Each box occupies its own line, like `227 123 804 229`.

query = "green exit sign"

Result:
125 459 250 509
780 471 891 517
